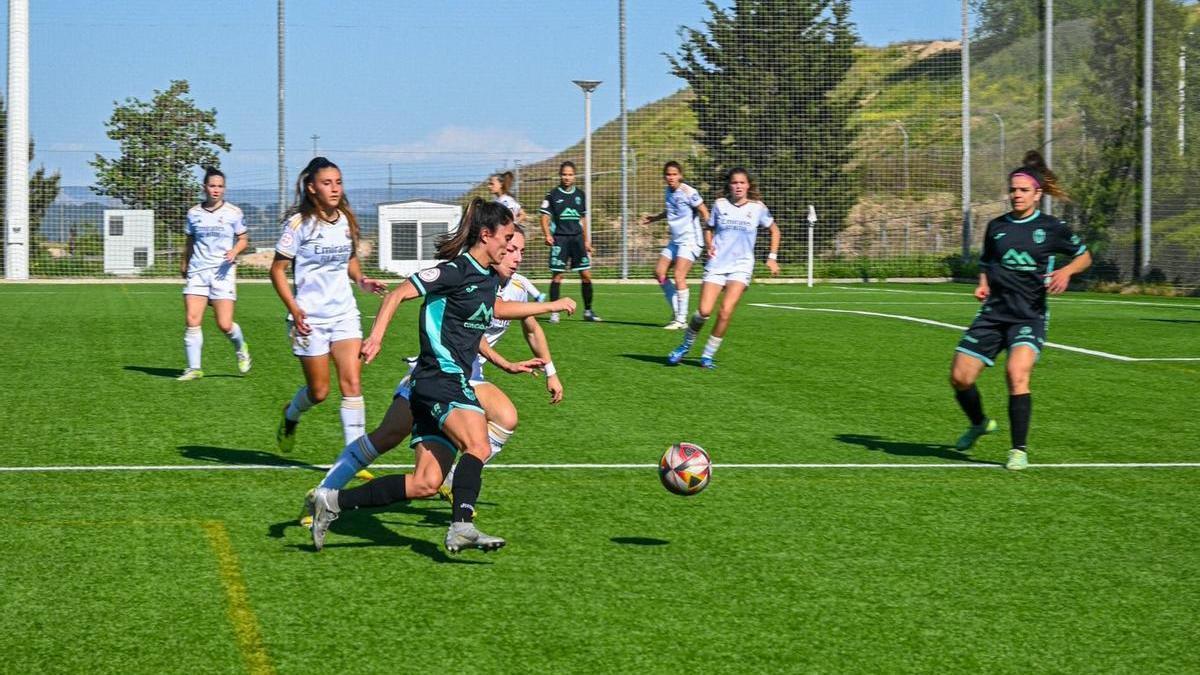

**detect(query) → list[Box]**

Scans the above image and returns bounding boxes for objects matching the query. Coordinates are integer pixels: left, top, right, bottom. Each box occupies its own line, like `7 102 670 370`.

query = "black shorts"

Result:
955 311 1047 366
407 374 485 451
550 234 591 272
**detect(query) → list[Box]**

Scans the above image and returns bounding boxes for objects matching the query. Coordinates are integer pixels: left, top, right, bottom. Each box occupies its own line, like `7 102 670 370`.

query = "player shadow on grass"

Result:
611 536 670 546
834 434 1002 465
124 365 239 378
178 445 321 470
269 505 488 564
620 353 703 367
592 319 664 328
1140 318 1200 324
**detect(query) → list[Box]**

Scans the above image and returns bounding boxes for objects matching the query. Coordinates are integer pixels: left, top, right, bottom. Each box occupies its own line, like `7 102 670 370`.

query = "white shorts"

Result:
183 265 237 301
702 269 752 287
288 313 362 357
659 241 702 263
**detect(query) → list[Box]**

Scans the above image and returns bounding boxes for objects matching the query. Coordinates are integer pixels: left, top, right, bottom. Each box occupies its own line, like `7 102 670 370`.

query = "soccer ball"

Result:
659 442 711 496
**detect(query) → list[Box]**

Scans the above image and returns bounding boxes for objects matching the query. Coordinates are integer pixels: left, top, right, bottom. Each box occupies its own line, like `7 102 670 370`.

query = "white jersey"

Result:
495 194 522 219
706 198 774 276
184 202 245 274
274 212 359 324
665 183 704 245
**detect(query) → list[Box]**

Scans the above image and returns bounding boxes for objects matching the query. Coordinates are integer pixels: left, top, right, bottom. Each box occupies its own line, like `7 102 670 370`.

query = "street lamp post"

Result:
573 80 601 250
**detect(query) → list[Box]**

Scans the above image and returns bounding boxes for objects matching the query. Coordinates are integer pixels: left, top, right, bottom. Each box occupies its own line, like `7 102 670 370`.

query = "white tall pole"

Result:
1179 36 1187 157
806 205 817 288
1142 0 1152 276
961 0 972 261
5 0 30 280
277 0 286 220
1043 0 1054 213
573 80 601 249
619 0 629 279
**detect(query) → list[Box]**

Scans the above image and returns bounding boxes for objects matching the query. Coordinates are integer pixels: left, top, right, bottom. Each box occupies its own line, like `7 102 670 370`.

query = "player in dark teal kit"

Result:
308 199 575 553
539 160 601 322
949 151 1092 470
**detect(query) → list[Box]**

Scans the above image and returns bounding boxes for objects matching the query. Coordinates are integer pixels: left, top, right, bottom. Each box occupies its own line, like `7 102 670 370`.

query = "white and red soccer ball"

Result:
659 442 711 496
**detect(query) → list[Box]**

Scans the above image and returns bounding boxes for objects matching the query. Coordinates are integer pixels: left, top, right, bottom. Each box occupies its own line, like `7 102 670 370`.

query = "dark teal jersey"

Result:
980 210 1087 320
538 186 587 236
409 253 499 381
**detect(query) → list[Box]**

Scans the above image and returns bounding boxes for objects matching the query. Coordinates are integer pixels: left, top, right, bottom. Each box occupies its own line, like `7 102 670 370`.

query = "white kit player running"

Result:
178 167 251 381
270 157 387 460
642 161 710 329
667 167 780 369
489 170 525 224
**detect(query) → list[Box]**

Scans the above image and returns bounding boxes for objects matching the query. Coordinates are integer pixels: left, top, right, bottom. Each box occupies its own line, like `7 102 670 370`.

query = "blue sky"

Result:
4 1 964 187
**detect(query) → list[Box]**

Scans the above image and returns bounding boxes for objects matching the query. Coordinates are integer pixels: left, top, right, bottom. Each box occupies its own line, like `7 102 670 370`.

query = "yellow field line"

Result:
201 520 276 675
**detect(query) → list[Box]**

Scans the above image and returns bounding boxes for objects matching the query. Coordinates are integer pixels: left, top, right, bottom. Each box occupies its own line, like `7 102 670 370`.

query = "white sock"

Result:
443 422 513 491
339 396 366 445
320 435 379 490
660 278 675 313
285 386 316 422
184 326 202 370
224 323 246 352
702 335 724 359
674 287 690 323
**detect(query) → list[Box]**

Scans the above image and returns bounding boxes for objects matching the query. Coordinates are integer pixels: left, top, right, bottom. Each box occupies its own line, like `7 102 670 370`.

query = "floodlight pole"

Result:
5 0 29 280
573 80 601 252
1043 0 1053 213
961 0 972 262
619 0 629 279
806 205 817 288
1142 0 1153 276
277 0 286 220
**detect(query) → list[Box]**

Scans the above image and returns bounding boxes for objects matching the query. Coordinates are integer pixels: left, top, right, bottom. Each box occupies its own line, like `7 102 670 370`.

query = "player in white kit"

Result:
270 157 387 459
489 170 525 224
178 168 251 380
642 161 710 329
667 167 780 369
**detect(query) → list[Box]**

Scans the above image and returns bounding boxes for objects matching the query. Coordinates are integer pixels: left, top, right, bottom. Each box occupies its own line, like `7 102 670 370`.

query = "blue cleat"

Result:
667 344 690 366
699 356 716 370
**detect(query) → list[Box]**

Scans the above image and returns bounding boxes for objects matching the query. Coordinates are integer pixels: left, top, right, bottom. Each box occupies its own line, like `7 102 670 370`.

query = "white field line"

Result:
751 303 1200 362
1 462 1199 473
831 285 1200 310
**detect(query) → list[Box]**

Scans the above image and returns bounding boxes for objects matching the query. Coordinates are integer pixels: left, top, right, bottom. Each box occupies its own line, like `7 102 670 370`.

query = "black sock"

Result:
581 281 594 310
451 454 484 523
549 281 561 303
337 473 408 510
954 385 986 426
1009 393 1032 450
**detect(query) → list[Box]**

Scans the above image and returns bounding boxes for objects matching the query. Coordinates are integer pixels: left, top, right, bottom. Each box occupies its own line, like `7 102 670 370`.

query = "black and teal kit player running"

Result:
957 209 1087 365
407 252 500 450
540 186 590 272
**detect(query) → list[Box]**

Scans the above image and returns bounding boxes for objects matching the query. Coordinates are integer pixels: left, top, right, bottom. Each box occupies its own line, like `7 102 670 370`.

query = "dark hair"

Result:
559 160 577 174
203 167 225 184
491 171 514 195
719 167 762 201
1010 150 1067 200
435 197 513 260
292 156 360 247
663 160 683 175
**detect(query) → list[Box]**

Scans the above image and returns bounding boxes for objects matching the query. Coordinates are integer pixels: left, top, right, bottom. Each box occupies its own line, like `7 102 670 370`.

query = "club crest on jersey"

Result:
1033 229 1046 244
418 267 441 283
465 303 494 330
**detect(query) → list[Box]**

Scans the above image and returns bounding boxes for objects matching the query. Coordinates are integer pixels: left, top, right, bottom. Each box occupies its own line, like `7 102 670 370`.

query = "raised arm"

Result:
478 336 544 375
495 296 576 321
361 280 420 364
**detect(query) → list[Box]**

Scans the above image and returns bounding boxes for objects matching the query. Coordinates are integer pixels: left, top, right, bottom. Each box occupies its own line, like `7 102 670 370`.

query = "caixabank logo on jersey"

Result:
465 304 493 330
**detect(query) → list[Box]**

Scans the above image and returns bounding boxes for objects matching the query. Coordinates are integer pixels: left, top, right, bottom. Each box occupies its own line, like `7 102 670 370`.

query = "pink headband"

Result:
1011 171 1041 188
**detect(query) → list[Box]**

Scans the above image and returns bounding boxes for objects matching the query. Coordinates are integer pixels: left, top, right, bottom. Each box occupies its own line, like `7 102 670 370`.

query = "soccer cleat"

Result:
583 309 603 322
354 469 375 482
662 320 687 330
1006 448 1029 471
176 368 204 381
699 356 716 370
310 488 339 551
445 522 506 554
666 343 690 366
548 312 560 324
276 405 298 454
298 489 316 527
236 345 252 374
954 418 998 451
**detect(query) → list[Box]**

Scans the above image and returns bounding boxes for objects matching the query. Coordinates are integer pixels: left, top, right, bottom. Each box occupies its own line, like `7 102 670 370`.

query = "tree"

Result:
669 0 859 258
0 95 61 243
90 80 230 242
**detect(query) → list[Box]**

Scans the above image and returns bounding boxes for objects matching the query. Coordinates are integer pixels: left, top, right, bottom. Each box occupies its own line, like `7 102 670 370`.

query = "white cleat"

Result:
236 346 252 374
662 320 687 330
176 368 204 381
310 487 339 551
445 522 506 553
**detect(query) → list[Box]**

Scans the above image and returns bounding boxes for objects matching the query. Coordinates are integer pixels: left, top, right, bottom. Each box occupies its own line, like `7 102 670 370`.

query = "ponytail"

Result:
497 171 514 195
435 197 513 260
1010 150 1068 201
